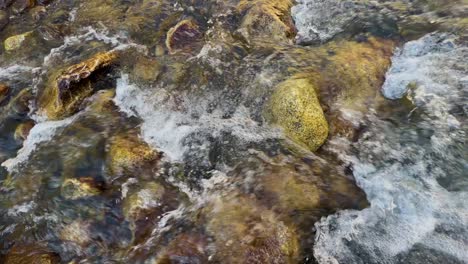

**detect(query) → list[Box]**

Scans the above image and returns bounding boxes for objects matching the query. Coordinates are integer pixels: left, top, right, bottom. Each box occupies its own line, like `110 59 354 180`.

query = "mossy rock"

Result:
266 78 328 151
205 195 299 263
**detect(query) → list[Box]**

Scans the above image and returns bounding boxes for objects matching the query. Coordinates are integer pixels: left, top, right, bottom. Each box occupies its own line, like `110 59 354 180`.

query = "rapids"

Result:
0 0 466 263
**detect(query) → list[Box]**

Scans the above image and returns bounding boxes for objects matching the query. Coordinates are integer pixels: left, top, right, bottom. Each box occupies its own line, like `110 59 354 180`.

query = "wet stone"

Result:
4 31 33 51
13 119 35 141
0 83 9 104
61 177 103 200
106 131 161 177
266 78 329 151
11 0 35 14
0 10 8 30
2 244 60 264
166 19 202 54
155 233 208 264
39 51 118 119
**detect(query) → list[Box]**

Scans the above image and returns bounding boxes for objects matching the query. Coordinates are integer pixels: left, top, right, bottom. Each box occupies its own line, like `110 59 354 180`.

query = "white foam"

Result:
382 33 465 100
1 115 76 172
0 65 35 80
314 33 468 263
291 0 358 44
114 74 281 161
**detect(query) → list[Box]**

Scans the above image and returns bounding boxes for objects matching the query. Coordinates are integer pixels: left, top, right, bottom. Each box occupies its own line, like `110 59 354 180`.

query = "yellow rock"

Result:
106 132 160 176
267 78 328 151
4 31 33 51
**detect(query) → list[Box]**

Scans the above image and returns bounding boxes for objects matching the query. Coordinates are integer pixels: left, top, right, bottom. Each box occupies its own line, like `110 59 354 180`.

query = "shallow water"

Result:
0 0 467 263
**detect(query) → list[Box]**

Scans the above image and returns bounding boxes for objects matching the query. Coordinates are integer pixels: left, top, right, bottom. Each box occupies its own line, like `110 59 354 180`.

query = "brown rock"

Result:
14 120 35 141
155 234 208 264
237 0 296 42
11 0 35 14
3 244 60 264
0 83 9 103
166 19 202 54
0 10 8 30
205 194 299 263
106 131 161 176
38 51 118 119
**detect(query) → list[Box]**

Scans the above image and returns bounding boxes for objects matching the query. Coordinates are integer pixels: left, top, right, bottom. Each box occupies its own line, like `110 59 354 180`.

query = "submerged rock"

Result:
266 78 328 151
4 31 33 51
132 55 161 83
166 19 202 55
11 0 35 14
0 83 9 103
59 220 92 246
61 177 102 200
38 51 118 119
0 10 8 30
237 0 295 42
122 182 165 220
106 131 161 177
121 180 182 245
3 244 60 264
205 195 299 263
14 119 35 141
155 233 208 264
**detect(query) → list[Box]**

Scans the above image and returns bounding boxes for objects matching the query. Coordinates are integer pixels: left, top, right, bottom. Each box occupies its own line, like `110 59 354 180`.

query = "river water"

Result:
0 0 467 263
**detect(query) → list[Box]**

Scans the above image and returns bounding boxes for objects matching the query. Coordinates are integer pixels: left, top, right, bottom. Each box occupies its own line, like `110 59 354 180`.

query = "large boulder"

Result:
266 78 328 151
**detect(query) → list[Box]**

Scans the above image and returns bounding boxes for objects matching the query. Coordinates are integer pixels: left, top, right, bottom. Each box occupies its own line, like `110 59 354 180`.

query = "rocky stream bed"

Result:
0 0 467 263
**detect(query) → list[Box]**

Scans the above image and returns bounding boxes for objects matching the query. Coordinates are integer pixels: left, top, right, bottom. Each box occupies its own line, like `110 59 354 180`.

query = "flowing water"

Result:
0 0 467 263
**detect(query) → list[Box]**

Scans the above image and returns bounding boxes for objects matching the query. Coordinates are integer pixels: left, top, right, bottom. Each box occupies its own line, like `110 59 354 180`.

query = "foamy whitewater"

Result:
313 33 468 263
114 73 282 162
291 0 356 44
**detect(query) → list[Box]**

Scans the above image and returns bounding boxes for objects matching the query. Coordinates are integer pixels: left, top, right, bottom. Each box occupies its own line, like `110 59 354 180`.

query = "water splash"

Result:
314 33 468 264
114 73 281 162
1 115 76 172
